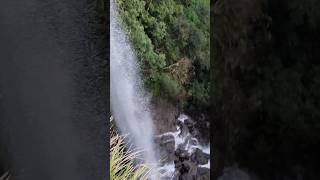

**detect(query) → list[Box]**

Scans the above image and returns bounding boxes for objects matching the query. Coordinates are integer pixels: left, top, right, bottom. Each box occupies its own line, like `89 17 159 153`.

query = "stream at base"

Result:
155 114 210 179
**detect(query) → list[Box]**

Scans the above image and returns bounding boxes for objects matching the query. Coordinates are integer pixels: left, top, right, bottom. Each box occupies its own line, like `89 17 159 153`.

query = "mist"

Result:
110 0 157 166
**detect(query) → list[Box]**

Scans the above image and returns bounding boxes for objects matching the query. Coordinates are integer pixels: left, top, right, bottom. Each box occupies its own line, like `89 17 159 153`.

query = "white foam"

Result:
158 163 175 172
157 114 211 177
157 163 175 179
177 114 188 123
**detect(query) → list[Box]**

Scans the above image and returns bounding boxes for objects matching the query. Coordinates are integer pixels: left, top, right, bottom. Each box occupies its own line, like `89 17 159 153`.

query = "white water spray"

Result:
110 0 157 166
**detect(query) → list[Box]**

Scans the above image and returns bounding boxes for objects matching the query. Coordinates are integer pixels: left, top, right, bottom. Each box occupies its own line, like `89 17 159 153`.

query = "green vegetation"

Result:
110 117 154 180
115 0 210 110
110 133 151 180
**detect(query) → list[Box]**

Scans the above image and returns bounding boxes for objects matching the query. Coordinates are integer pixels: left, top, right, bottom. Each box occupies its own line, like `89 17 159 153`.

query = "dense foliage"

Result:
212 0 320 179
116 0 210 110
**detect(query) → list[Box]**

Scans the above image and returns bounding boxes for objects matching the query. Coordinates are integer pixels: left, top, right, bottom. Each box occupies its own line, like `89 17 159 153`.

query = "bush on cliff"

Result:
115 0 210 111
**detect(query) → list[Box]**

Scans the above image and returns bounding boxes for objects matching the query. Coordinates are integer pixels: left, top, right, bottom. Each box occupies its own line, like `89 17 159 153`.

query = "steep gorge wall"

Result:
212 0 320 179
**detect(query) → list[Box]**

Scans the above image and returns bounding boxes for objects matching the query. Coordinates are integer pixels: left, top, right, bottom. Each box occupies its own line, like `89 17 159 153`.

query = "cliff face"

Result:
151 98 179 135
212 0 320 179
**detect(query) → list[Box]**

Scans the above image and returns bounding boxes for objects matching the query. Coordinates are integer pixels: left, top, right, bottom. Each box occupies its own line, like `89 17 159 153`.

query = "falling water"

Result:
110 0 157 166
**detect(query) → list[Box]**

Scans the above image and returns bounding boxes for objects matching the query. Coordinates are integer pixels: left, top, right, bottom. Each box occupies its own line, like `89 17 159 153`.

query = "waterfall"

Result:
110 0 157 166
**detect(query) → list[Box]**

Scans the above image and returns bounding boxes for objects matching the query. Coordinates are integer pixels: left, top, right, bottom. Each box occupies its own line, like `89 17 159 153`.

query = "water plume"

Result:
110 0 157 167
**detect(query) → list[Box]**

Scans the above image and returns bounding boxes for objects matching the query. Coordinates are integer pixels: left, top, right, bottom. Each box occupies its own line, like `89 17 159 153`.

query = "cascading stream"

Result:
110 0 157 167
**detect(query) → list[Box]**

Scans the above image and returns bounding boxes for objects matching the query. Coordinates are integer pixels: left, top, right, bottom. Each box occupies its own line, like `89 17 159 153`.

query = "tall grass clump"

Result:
110 133 151 180
110 116 151 180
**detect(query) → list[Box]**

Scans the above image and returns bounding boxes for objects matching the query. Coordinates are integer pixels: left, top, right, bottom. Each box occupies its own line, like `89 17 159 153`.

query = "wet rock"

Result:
173 160 197 180
162 143 175 163
158 114 211 179
182 161 197 176
190 129 200 139
189 138 198 146
197 167 210 180
154 134 175 164
160 134 175 144
181 161 190 174
179 123 190 137
181 135 194 150
172 170 181 180
154 137 161 144
175 146 189 161
161 176 174 180
184 118 196 129
151 98 179 134
191 148 209 165
177 119 184 127
174 159 182 169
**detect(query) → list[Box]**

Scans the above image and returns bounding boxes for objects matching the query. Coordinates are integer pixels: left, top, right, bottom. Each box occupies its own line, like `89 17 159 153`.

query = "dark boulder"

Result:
151 98 179 135
173 160 197 180
154 134 175 164
184 118 196 129
182 160 197 176
191 148 209 165
161 134 175 144
175 146 189 161
189 138 198 146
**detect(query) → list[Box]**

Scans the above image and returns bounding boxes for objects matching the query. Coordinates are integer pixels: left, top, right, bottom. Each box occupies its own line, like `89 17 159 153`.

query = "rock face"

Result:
191 148 210 165
154 134 176 164
173 146 210 180
212 0 320 179
151 98 179 135
155 114 210 179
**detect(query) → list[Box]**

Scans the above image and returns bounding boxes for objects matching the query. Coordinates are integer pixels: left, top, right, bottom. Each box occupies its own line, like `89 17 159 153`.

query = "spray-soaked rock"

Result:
154 134 175 164
175 146 189 161
152 98 179 135
157 114 210 179
172 159 197 180
191 148 210 165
